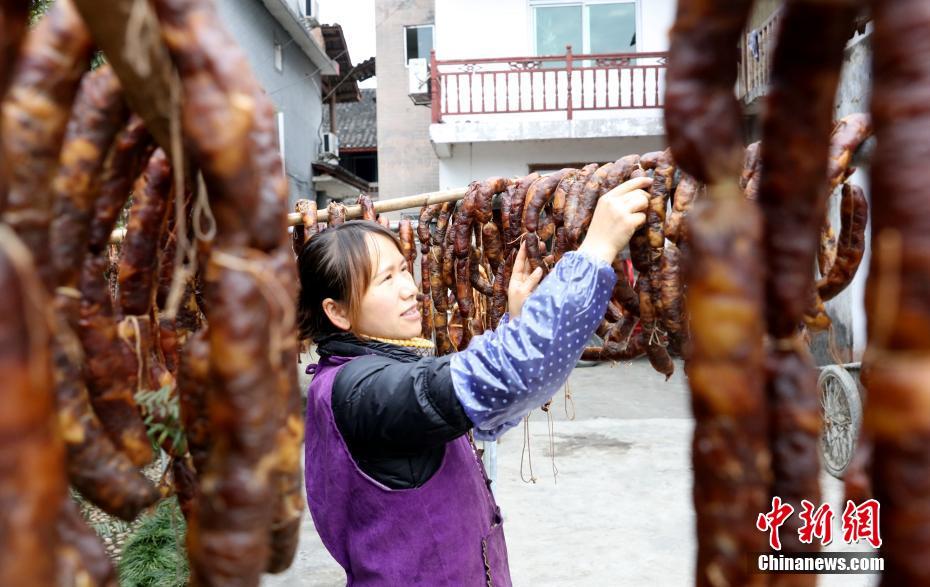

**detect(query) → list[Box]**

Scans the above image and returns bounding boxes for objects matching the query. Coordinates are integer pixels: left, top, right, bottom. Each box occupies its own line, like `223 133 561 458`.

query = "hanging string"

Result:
192 173 216 242
563 379 576 421
124 0 155 77
520 414 537 484
163 76 192 321
117 314 144 391
546 405 558 484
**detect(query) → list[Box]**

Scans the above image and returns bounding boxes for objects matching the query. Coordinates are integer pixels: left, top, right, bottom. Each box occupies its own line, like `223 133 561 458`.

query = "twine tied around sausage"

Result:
163 75 216 321
124 0 157 78
209 249 296 367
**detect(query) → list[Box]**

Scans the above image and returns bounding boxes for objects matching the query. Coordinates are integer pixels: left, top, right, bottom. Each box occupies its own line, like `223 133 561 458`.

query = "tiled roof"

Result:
312 161 373 192
321 23 361 103
322 88 377 149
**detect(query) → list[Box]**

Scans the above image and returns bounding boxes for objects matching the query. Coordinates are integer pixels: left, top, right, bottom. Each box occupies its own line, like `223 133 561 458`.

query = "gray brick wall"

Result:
375 0 439 203
217 0 325 206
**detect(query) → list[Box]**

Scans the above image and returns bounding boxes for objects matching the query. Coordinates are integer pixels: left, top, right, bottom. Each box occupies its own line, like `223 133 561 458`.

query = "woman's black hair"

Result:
296 219 402 341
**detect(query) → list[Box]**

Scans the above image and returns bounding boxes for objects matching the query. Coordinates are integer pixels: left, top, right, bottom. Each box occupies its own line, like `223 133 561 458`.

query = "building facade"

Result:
373 0 675 194
217 0 337 205
375 0 440 201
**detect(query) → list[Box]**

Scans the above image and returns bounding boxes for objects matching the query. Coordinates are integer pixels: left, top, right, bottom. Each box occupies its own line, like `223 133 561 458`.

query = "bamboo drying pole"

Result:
109 185 472 244
287 185 470 225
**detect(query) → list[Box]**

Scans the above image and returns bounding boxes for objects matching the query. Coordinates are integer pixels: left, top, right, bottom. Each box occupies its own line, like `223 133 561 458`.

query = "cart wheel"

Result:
819 365 863 479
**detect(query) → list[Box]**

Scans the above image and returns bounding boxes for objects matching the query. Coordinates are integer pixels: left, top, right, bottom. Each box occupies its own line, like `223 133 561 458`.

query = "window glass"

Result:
535 4 583 55
405 25 434 64
588 3 636 53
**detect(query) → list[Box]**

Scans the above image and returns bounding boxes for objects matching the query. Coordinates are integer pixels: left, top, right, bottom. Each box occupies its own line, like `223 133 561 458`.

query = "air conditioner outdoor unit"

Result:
302 0 319 28
408 58 429 94
320 132 339 160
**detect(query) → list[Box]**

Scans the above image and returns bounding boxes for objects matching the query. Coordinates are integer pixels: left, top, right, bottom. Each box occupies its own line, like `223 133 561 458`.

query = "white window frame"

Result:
529 0 639 55
274 41 284 73
276 111 286 169
403 24 435 68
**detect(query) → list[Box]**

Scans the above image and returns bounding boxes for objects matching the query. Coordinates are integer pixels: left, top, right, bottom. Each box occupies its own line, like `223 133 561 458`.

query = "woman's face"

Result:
354 233 422 340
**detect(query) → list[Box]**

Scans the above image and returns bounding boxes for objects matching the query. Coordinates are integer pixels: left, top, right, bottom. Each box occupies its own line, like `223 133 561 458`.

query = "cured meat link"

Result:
52 329 160 520
817 182 868 301
550 169 578 229
656 243 685 355
668 3 767 571
266 245 304 573
522 169 569 233
757 0 859 338
79 254 154 466
0 225 65 586
87 115 155 253
291 199 311 255
827 113 872 191
1 0 93 292
327 201 346 226
570 163 613 247
665 172 699 245
358 193 376 222
862 1 930 582
684 189 770 587
56 497 117 587
817 223 837 278
580 331 645 362
758 6 860 571
418 204 442 338
665 0 754 182
482 221 504 273
505 172 540 252
178 328 211 476
50 64 128 292
189 250 280 584
118 148 173 316
429 244 452 355
399 216 416 271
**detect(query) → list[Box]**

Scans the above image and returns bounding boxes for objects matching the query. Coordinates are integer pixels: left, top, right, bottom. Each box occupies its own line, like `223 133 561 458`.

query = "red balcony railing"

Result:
429 47 667 123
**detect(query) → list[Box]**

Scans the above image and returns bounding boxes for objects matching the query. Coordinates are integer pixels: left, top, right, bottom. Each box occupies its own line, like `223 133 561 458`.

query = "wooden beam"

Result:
72 0 176 154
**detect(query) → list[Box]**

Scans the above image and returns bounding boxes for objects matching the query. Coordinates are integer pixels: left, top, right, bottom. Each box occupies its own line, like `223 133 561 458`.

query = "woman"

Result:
298 176 651 585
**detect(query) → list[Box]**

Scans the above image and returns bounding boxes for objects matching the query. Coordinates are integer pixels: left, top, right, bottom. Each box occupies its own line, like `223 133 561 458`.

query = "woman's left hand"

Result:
507 240 545 319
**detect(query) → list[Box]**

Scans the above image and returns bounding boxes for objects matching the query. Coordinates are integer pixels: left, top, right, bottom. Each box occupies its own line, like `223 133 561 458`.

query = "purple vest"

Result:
304 354 512 586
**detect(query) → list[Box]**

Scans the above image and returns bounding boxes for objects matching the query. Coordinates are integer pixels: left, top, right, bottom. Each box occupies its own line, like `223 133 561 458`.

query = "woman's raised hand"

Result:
577 176 651 263
507 240 544 318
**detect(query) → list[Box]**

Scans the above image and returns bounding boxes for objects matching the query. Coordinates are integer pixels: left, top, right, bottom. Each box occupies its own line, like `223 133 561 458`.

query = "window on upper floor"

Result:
274 41 284 72
405 24 434 66
532 1 637 57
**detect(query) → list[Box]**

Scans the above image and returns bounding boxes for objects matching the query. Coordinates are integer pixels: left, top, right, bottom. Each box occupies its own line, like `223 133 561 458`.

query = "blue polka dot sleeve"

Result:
449 251 616 440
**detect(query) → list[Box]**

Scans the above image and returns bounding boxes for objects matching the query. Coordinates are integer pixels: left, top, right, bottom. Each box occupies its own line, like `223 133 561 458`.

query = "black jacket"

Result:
316 333 474 489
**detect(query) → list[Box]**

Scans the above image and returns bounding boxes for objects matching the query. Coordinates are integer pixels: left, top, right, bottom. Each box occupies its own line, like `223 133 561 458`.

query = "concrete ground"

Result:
264 358 879 586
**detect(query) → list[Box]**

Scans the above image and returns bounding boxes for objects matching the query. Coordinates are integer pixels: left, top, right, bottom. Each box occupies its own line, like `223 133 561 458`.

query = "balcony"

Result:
427 47 667 154
737 6 781 106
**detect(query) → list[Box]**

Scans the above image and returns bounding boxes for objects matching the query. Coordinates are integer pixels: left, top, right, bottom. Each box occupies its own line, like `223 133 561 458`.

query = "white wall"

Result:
435 0 675 60
639 0 676 53
438 136 665 189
